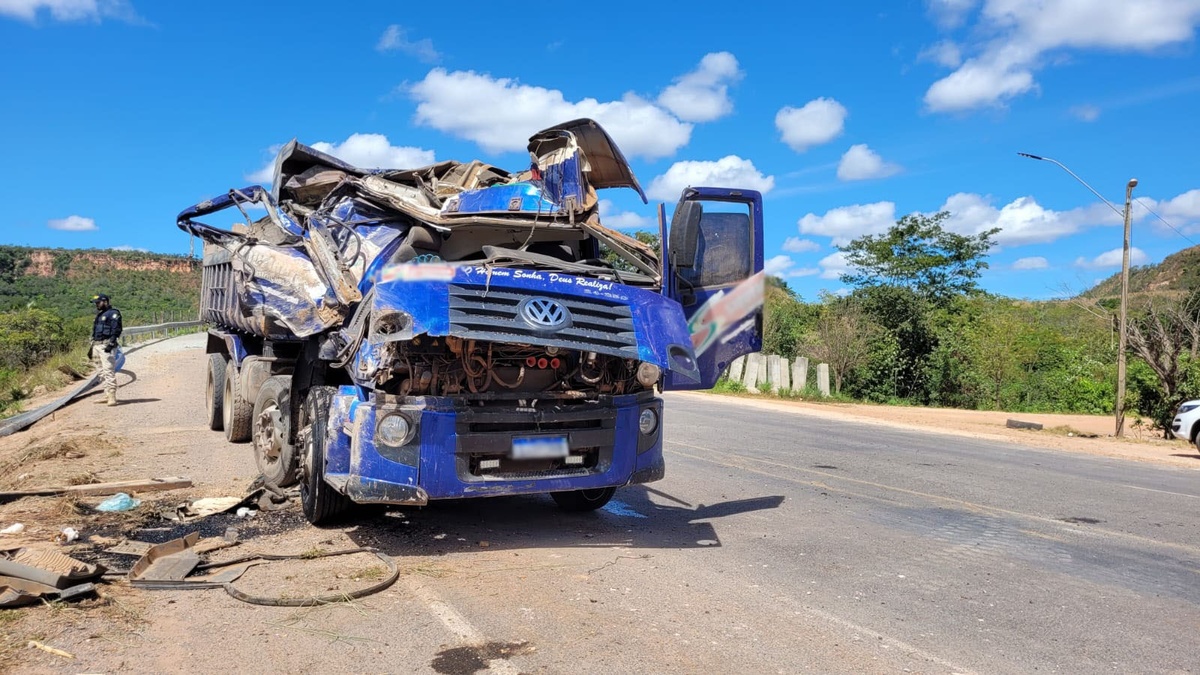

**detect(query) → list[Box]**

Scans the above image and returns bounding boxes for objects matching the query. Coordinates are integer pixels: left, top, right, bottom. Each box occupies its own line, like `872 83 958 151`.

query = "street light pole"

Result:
1017 153 1136 437
1115 178 1138 437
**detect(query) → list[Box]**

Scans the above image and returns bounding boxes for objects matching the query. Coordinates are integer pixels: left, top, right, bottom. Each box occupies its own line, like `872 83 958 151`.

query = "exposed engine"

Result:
373 336 651 398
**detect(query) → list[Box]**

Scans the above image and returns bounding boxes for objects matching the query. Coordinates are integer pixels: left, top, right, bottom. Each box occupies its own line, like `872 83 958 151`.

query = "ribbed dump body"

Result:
448 283 639 358
201 245 274 336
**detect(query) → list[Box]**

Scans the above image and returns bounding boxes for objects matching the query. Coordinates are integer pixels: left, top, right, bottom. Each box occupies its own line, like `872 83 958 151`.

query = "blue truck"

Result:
177 119 763 524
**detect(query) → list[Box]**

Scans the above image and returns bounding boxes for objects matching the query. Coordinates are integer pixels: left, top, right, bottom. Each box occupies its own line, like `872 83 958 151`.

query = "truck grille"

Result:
448 284 639 358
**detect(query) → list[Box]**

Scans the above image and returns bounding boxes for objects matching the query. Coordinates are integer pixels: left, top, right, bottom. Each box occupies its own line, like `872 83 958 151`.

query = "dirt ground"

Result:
0 335 1197 672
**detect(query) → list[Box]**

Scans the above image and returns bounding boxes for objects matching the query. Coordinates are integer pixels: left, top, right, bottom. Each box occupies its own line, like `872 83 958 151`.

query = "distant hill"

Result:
1083 244 1200 301
0 246 201 325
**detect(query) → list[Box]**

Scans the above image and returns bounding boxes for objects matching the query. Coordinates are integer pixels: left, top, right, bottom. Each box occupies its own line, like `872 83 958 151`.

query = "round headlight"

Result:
636 362 661 387
378 413 412 446
638 408 658 436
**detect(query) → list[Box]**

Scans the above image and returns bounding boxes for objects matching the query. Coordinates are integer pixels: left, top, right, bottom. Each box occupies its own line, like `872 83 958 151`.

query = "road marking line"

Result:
799 603 976 674
405 578 521 675
666 441 1200 557
1120 484 1200 499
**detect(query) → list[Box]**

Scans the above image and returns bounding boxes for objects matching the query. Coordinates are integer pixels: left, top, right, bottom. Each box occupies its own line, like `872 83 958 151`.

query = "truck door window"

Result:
678 201 753 288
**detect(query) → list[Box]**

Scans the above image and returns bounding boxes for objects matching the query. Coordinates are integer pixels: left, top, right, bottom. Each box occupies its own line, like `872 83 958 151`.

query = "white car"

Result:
1171 399 1200 444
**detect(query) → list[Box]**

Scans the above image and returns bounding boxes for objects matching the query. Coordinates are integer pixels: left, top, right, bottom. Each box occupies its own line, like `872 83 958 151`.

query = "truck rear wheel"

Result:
551 487 616 512
299 386 352 525
222 359 252 443
205 354 226 431
253 376 298 488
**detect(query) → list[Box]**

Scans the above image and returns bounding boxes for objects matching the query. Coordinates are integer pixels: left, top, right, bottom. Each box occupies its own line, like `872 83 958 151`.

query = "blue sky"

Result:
2 0 1199 300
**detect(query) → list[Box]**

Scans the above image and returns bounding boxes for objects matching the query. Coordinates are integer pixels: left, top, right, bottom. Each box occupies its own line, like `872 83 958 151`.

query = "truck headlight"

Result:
1180 403 1199 414
378 413 413 446
638 408 658 435
636 363 661 387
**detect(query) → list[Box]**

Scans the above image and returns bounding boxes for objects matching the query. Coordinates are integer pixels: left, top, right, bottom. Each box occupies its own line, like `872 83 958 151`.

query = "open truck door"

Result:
663 187 765 390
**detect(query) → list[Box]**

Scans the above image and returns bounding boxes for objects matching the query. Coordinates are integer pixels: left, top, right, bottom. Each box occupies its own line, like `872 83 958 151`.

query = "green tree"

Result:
839 212 998 304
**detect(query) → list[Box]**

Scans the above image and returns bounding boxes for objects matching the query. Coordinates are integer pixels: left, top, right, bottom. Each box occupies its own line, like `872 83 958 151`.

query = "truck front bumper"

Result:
322 389 665 505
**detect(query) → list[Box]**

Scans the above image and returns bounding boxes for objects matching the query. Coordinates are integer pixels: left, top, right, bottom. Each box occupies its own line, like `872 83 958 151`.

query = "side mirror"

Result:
668 201 702 270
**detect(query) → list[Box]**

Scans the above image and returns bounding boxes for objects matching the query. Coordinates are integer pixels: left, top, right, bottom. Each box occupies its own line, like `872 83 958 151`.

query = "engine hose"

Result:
197 548 400 607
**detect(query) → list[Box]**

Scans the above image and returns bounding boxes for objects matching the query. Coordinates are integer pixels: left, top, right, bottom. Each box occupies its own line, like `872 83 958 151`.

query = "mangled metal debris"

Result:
178 118 661 341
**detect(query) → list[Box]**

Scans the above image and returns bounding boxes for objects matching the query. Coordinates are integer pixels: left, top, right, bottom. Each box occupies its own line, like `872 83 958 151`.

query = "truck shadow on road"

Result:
343 487 785 557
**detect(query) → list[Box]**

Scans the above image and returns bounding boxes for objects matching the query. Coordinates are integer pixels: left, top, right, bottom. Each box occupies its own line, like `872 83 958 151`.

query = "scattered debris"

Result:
0 547 105 588
0 577 96 608
95 492 141 512
235 507 255 519
1006 419 1044 431
0 523 25 536
696 540 719 546
55 527 79 544
106 540 154 557
26 640 75 660
0 476 192 503
129 532 202 584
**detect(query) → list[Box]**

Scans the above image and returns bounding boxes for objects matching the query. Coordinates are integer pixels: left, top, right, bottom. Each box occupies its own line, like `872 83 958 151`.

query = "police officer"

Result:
89 293 123 406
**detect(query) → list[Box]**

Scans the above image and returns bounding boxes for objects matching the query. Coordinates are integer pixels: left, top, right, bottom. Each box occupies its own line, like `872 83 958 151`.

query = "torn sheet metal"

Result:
129 532 201 584
0 577 96 608
0 548 106 588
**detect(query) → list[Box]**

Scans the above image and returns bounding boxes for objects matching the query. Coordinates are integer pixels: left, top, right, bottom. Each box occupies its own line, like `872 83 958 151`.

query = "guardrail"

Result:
120 320 204 344
0 320 206 438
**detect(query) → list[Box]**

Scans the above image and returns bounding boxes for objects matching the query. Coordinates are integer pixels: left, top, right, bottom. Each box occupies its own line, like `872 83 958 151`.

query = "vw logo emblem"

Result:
519 297 571 330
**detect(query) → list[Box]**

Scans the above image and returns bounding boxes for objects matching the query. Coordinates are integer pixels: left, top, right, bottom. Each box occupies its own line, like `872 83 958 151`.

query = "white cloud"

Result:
837 144 902 181
1012 256 1048 270
376 25 440 63
798 202 896 246
1070 104 1101 122
598 199 654 230
110 245 149 252
775 98 847 152
818 251 851 280
647 155 774 201
247 134 435 184
409 69 693 159
927 0 978 28
936 192 1126 246
1075 247 1148 268
918 40 964 68
764 254 819 278
656 52 742 123
925 0 1200 112
782 237 821 253
0 0 139 22
47 215 97 231
1139 188 1200 233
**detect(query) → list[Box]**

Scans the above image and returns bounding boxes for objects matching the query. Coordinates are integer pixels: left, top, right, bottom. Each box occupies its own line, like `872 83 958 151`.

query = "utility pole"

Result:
1017 153 1137 437
1115 178 1138 437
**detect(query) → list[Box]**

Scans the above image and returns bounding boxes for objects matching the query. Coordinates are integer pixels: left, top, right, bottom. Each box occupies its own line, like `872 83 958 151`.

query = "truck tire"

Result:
222 359 253 443
253 376 298 488
205 354 226 431
300 386 352 525
551 487 616 512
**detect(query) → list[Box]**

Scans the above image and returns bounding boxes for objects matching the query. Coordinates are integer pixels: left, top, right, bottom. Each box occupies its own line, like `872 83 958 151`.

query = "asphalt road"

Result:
26 335 1200 674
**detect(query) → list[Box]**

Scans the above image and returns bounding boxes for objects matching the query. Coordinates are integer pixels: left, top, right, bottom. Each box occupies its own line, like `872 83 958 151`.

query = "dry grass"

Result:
1045 425 1099 438
0 432 116 490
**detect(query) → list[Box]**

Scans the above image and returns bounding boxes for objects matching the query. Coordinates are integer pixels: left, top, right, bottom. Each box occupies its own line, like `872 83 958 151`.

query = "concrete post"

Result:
817 363 830 397
742 353 761 393
729 356 745 383
779 357 791 392
792 357 809 393
757 356 768 389
767 355 783 394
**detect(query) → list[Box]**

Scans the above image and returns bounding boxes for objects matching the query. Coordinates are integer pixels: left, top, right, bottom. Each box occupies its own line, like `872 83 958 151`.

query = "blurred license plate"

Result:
511 436 569 459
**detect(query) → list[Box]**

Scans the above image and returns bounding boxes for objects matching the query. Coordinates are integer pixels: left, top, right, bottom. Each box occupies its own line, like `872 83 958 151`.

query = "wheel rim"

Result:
254 400 284 470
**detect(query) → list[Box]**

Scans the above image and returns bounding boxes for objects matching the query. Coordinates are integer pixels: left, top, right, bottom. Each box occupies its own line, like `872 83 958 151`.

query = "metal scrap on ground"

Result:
0 477 193 503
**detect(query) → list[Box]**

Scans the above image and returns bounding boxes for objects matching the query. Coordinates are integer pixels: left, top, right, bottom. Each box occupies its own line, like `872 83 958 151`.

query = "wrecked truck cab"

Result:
177 118 764 524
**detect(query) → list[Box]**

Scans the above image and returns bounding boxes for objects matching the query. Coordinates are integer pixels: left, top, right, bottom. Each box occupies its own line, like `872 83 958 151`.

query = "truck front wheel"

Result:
299 386 352 525
551 487 616 512
205 354 226 431
253 376 298 488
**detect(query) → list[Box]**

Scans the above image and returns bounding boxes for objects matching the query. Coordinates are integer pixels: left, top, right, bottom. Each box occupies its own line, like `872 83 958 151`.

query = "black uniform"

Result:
92 307 123 350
